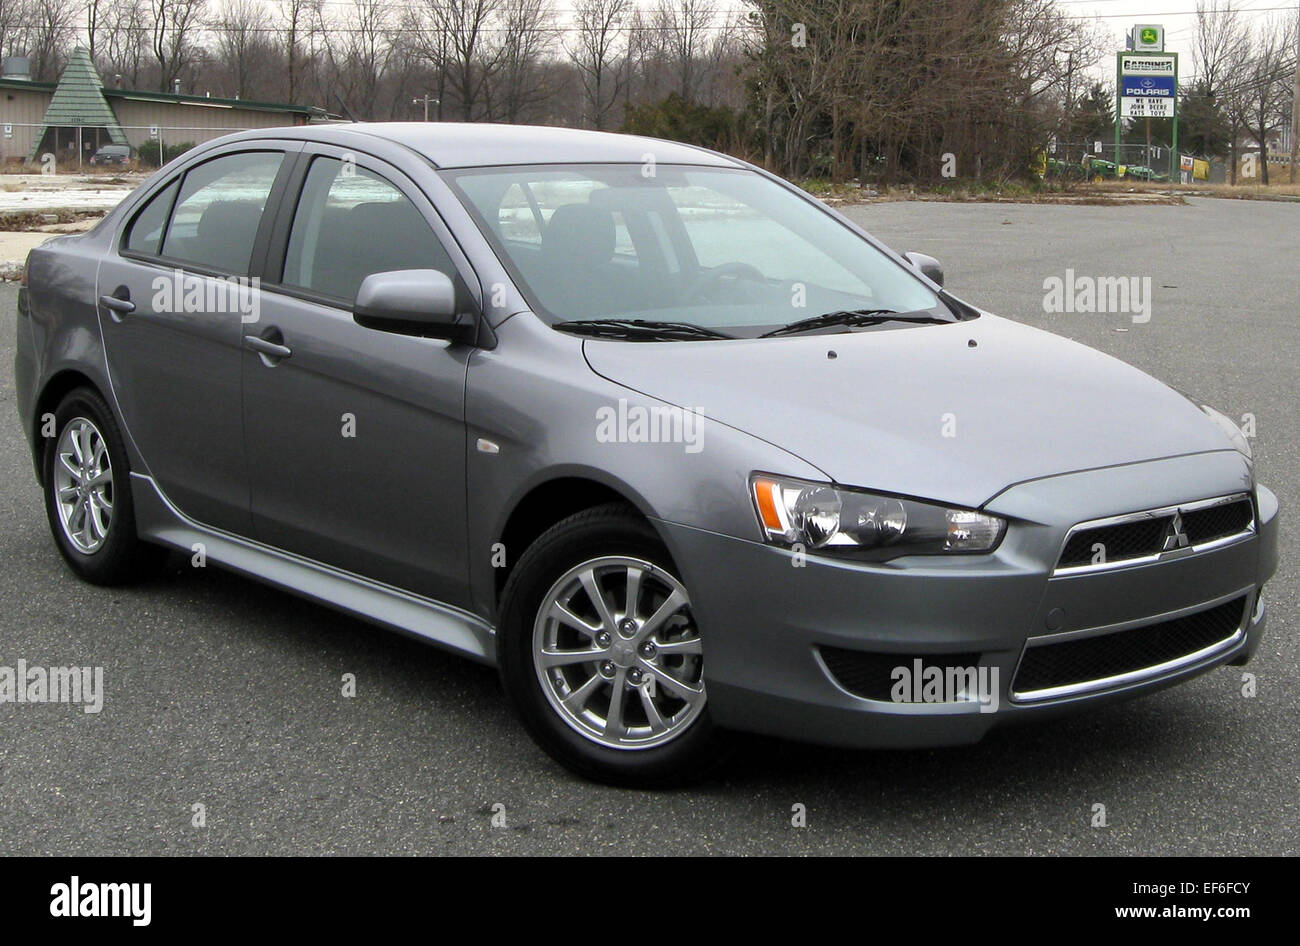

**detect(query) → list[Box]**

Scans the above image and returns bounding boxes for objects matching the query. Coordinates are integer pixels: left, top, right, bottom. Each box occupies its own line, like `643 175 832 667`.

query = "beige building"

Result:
1 49 324 166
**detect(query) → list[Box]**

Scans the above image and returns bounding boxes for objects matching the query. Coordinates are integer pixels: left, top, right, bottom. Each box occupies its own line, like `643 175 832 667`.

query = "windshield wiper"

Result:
759 308 951 338
553 319 735 341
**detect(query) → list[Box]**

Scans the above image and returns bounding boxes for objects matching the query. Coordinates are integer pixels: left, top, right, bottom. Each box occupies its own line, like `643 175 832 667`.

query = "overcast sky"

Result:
1057 0 1297 81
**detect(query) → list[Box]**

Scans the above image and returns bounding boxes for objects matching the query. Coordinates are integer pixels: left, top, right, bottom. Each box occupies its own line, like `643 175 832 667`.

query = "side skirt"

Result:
130 472 497 665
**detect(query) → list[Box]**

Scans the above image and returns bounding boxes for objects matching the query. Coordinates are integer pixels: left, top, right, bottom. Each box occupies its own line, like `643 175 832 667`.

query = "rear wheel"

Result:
499 504 723 786
42 387 164 584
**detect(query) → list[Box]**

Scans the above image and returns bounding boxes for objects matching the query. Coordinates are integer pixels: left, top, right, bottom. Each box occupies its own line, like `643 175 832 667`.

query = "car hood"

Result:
582 314 1238 509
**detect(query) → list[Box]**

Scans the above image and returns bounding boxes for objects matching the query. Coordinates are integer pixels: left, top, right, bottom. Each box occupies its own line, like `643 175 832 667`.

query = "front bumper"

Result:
657 453 1277 749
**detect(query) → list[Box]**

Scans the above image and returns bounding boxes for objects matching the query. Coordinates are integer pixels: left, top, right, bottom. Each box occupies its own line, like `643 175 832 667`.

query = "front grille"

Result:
1012 596 1246 697
1182 499 1254 545
1058 516 1170 568
820 648 981 702
1056 496 1254 571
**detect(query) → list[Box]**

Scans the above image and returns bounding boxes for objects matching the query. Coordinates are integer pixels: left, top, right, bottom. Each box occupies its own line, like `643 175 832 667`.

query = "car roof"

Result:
229 122 746 170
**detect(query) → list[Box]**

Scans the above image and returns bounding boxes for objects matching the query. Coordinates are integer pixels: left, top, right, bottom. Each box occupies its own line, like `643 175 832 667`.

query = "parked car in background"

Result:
14 123 1279 786
89 144 133 166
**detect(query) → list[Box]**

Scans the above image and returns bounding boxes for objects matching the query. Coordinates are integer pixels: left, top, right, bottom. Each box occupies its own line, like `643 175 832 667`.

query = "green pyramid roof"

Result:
29 47 127 158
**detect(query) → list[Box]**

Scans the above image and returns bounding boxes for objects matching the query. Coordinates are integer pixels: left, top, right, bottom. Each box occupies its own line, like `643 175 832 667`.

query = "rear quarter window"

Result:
124 180 179 256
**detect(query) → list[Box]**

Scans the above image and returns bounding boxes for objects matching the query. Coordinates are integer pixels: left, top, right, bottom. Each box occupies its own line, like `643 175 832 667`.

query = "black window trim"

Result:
117 142 302 283
257 144 486 320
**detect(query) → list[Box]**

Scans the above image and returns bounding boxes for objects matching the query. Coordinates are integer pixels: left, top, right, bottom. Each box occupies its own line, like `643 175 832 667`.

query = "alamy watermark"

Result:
596 399 705 454
50 877 150 926
0 660 104 713
1042 269 1152 324
891 660 999 712
151 269 260 323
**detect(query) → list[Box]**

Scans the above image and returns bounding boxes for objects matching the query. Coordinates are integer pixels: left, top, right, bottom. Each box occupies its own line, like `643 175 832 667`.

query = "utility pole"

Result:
412 94 439 122
1291 2 1299 183
1065 50 1075 125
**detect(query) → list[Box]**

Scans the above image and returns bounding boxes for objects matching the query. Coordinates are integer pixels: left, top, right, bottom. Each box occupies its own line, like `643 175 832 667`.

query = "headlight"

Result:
1201 405 1252 460
750 475 1006 560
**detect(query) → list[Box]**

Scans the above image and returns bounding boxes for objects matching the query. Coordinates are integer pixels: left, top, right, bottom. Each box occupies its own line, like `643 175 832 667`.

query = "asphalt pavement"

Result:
1 196 1295 855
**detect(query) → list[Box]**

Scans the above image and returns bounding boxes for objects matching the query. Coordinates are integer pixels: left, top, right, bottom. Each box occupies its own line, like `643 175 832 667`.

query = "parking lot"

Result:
1 196 1295 855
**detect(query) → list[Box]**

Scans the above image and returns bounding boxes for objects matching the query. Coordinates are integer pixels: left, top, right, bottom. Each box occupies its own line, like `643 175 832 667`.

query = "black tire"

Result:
41 386 165 585
499 503 726 787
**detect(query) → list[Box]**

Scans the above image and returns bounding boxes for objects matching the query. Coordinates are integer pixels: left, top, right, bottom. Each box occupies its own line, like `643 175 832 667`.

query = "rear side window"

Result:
281 157 454 304
125 180 179 255
160 151 284 275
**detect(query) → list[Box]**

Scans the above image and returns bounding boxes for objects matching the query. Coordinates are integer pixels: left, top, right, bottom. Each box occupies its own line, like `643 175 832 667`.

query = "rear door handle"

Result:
244 334 292 361
99 294 135 315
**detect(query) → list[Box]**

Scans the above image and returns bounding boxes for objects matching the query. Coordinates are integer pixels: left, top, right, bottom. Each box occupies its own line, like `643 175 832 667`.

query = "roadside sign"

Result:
1119 53 1177 119
1122 76 1174 98
1130 25 1165 53
1114 46 1179 180
2 124 10 138
1121 55 1176 76
149 125 159 139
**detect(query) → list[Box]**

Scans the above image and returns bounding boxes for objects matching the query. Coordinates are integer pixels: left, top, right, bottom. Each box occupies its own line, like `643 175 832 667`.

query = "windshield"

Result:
443 164 948 336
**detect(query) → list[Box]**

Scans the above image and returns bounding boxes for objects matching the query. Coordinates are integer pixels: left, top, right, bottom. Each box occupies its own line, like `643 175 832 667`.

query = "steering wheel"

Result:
691 261 769 303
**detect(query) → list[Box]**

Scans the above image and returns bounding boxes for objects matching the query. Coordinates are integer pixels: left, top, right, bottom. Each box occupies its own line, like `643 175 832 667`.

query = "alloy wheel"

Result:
533 556 705 750
52 416 114 554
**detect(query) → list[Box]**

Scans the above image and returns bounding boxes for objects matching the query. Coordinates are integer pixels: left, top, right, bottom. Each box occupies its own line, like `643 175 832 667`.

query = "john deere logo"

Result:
1140 28 1159 45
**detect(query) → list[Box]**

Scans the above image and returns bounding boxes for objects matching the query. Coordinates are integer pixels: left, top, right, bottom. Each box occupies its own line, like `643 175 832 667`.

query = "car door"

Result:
242 147 475 607
97 145 296 534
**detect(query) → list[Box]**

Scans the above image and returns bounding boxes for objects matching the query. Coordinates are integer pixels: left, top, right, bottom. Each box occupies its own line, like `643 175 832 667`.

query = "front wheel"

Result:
498 504 724 786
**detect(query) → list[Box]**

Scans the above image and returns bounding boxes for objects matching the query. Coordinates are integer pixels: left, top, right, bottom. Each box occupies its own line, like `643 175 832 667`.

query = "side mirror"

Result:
904 252 944 288
353 269 472 341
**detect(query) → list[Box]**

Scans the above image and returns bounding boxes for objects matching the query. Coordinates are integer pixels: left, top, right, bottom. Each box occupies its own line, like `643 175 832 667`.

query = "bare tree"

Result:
317 0 392 118
1237 15 1297 184
569 0 630 130
211 0 268 99
492 0 558 122
1193 1 1249 95
408 0 502 121
653 0 711 103
1192 1 1251 182
0 0 33 60
151 0 206 92
277 0 320 104
96 0 150 87
85 0 105 60
25 0 76 80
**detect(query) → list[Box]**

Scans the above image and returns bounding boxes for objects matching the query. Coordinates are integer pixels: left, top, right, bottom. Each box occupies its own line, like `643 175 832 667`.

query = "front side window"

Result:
445 164 945 334
281 157 455 304
160 151 284 275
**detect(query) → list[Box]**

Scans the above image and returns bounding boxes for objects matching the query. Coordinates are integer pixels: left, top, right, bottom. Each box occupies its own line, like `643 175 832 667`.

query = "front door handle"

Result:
244 333 292 363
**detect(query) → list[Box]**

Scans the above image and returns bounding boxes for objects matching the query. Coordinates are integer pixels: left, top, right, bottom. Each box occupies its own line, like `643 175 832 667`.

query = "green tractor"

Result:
1082 157 1119 182
1125 165 1169 182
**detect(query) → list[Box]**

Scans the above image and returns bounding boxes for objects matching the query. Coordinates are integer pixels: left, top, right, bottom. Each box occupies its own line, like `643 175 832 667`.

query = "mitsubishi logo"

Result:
1162 511 1191 552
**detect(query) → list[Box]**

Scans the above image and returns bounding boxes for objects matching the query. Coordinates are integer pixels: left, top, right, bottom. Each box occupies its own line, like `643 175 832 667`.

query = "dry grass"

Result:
0 209 104 231
805 179 1185 206
1176 182 1300 200
805 176 1300 206
1086 178 1300 201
